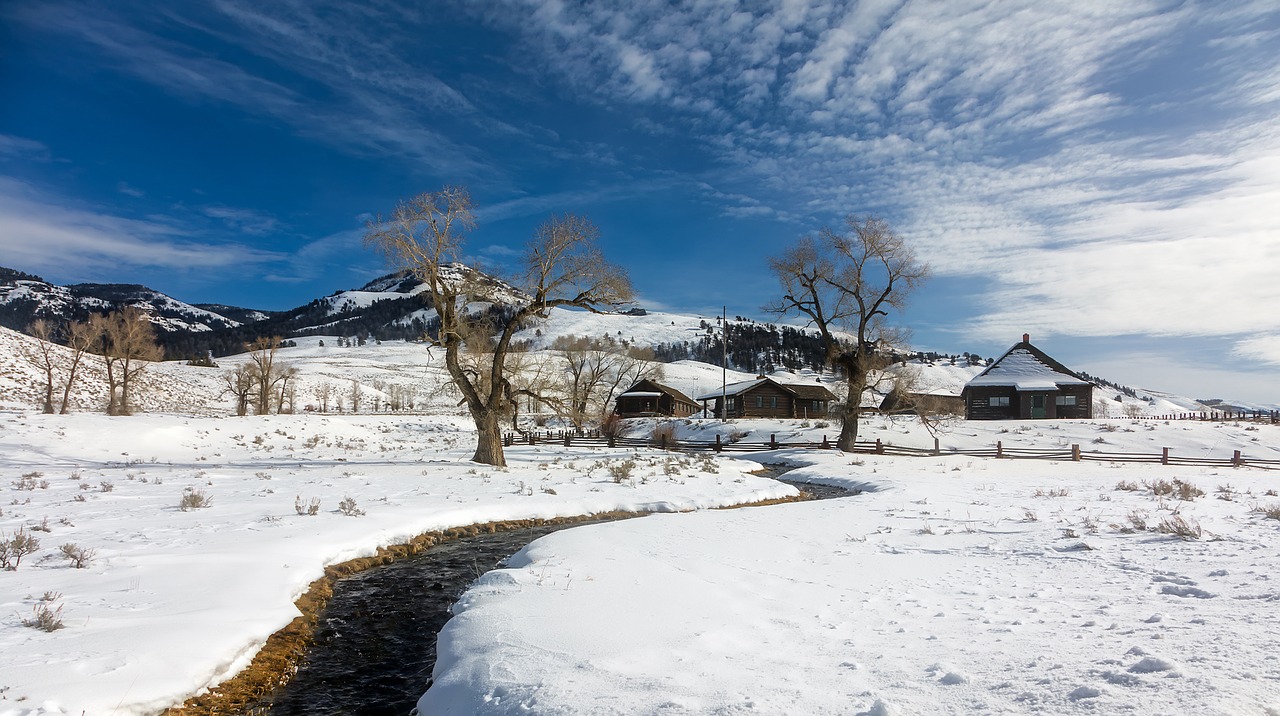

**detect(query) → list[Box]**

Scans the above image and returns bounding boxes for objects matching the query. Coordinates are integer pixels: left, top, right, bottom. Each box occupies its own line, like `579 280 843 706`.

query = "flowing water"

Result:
250 472 855 715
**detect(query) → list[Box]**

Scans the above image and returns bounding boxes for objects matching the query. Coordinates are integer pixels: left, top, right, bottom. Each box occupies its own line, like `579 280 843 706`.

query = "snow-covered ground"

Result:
4 323 1277 715
422 419 1280 716
0 412 794 715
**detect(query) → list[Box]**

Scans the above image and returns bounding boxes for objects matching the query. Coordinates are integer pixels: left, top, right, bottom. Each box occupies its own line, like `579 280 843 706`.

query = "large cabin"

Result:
962 334 1093 419
696 377 836 419
613 379 702 418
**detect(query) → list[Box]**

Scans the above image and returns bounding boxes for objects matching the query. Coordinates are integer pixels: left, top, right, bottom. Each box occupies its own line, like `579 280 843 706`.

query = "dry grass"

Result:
22 602 64 632
178 488 213 511
1156 515 1203 540
1114 480 1140 492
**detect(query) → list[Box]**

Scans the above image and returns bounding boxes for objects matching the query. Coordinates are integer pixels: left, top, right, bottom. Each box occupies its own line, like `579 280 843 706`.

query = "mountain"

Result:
0 267 252 336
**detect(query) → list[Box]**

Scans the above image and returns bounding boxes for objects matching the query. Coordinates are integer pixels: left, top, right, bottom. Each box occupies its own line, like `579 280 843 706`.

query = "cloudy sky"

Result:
3 1 1278 402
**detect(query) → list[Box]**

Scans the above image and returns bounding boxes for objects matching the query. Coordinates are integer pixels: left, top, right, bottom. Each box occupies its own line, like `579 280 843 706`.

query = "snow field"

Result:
422 447 1280 715
0 412 794 716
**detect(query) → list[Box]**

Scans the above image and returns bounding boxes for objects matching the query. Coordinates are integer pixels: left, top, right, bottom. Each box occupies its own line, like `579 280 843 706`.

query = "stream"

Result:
247 471 856 715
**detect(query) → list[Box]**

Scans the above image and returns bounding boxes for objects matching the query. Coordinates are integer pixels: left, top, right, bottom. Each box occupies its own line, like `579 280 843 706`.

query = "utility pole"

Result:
721 306 727 421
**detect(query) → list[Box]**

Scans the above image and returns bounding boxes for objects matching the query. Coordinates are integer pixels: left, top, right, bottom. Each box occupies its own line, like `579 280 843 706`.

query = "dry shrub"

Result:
1156 515 1202 540
608 459 637 483
295 495 321 516
1 527 41 570
179 487 213 511
59 542 95 568
650 422 678 446
22 602 64 632
600 413 625 439
1114 480 1140 492
337 496 365 517
1258 503 1280 520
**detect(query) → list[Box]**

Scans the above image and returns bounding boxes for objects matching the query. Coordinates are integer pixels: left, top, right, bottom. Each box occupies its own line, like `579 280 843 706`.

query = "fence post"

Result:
528 432 535 445
714 434 722 452
822 435 830 450
1161 447 1169 466
1071 444 1080 461
770 434 778 449
996 440 1003 458
660 434 668 451
608 434 616 449
933 437 940 456
875 438 884 455
1233 450 1242 468
564 433 571 448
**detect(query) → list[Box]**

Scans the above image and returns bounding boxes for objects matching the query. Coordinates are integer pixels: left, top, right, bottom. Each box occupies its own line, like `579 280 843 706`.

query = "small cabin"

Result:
962 334 1093 419
613 379 701 418
696 377 836 419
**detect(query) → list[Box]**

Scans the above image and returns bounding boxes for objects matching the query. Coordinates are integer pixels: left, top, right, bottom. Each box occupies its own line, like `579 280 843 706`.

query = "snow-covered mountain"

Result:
0 266 258 335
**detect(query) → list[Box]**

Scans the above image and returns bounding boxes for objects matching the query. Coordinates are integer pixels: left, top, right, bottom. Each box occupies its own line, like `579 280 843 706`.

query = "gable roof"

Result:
695 376 836 402
618 379 699 407
965 339 1091 391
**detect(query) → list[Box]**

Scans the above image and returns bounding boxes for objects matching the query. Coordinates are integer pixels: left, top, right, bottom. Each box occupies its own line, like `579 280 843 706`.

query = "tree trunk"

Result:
836 370 862 451
471 410 507 467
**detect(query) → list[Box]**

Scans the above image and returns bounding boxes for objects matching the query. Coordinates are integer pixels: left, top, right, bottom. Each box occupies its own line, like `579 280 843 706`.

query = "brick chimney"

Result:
1022 333 1030 343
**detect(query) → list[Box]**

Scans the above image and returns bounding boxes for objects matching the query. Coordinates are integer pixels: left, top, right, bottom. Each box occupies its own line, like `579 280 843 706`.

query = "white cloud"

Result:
1231 335 1280 367
0 176 283 274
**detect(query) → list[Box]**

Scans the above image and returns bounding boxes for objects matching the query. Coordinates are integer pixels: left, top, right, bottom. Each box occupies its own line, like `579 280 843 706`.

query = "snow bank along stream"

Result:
250 472 856 715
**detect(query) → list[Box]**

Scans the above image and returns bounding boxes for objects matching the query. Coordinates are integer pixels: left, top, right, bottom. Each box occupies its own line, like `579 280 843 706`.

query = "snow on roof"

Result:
619 391 663 398
695 378 767 401
965 348 1089 390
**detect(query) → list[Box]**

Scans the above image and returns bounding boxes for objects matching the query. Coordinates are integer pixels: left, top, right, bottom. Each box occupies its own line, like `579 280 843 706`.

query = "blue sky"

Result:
2 1 1279 403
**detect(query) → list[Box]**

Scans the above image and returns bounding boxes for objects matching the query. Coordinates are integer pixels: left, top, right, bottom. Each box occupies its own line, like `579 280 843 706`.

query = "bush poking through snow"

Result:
650 422 677 445
337 496 365 517
608 459 637 483
1115 480 1140 491
1 527 41 570
1146 478 1203 501
295 495 321 516
22 602 64 632
59 543 95 568
1156 515 1202 540
1257 503 1280 520
178 487 213 511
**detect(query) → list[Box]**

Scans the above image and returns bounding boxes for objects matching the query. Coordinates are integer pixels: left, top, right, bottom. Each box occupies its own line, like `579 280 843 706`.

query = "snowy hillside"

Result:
0 268 244 335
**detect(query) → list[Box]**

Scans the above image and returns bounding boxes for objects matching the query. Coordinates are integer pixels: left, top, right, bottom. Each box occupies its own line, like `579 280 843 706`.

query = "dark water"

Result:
250 474 856 715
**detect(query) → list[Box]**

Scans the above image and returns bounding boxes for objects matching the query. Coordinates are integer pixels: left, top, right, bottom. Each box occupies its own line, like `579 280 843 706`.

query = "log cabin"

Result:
696 376 837 419
962 334 1093 419
613 379 702 418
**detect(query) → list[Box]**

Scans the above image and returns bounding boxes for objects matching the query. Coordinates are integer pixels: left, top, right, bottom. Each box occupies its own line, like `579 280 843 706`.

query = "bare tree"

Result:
365 187 633 465
313 381 333 413
553 336 662 428
246 337 289 414
767 216 929 450
58 320 94 414
22 320 58 413
348 379 362 413
223 363 255 416
91 308 164 415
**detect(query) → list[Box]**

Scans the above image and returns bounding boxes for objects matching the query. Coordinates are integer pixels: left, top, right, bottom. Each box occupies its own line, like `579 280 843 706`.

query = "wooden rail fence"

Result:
504 430 1280 470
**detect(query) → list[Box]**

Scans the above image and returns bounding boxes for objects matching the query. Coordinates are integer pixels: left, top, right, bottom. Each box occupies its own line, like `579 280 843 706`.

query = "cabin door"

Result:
1031 394 1047 418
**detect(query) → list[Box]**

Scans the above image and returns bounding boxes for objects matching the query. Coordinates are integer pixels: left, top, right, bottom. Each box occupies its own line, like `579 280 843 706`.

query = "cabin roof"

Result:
965 341 1090 391
695 376 837 402
619 379 699 407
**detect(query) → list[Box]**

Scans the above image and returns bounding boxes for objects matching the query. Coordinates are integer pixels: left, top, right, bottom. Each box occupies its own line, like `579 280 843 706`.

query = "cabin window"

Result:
755 396 763 408
770 396 778 408
812 400 821 411
989 396 1010 407
1056 395 1076 406
726 398 735 409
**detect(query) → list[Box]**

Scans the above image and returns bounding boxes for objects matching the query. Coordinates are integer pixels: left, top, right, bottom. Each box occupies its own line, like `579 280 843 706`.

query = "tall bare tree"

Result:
246 336 289 414
767 216 929 450
223 363 255 416
59 320 94 414
553 336 662 428
22 320 59 413
91 308 164 415
365 186 633 465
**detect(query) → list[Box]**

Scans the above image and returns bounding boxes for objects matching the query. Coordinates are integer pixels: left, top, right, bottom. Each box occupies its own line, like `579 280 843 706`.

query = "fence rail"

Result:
504 429 1280 470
